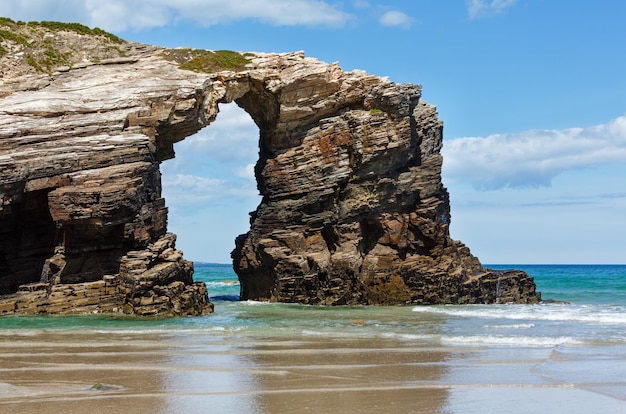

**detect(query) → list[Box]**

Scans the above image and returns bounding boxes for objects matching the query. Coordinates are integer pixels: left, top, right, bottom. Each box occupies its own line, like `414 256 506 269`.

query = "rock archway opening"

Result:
0 47 540 313
160 102 262 265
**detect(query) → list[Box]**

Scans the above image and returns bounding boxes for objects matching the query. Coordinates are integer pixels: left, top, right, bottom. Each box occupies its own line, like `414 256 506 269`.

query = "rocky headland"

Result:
0 19 539 315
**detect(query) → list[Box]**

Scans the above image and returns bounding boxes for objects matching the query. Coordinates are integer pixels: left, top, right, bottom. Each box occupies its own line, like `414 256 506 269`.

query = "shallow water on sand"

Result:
0 264 625 413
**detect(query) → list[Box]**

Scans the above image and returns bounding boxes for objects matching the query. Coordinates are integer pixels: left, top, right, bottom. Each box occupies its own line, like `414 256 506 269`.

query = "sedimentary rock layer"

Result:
0 22 539 315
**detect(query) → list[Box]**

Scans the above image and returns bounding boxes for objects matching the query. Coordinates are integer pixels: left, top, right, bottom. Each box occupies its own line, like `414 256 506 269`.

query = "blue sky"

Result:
3 1 625 264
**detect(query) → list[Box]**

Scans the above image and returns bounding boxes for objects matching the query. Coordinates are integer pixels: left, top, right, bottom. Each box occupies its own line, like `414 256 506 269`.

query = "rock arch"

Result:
160 102 260 263
0 46 539 315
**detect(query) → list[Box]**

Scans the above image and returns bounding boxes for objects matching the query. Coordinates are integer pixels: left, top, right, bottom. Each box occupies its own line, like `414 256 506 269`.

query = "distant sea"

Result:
199 263 626 348
1 263 625 413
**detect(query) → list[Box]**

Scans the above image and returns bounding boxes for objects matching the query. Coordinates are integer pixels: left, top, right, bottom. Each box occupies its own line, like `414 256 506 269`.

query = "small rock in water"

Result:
89 383 120 391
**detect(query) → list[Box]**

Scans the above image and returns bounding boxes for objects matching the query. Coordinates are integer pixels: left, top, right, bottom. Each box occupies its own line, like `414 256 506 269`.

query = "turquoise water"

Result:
200 263 626 306
489 264 626 305
1 263 625 347
1 264 625 413
199 263 626 348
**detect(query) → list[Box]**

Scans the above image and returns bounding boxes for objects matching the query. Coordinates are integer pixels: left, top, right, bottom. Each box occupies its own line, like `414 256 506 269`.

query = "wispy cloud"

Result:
599 192 626 199
234 163 256 181
353 0 370 9
162 174 225 202
160 103 260 207
162 172 258 205
173 103 259 163
379 10 413 29
0 0 353 32
466 0 517 20
442 114 626 190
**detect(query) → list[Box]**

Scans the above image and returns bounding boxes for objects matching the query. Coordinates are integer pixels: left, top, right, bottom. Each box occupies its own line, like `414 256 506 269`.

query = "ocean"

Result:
1 264 625 413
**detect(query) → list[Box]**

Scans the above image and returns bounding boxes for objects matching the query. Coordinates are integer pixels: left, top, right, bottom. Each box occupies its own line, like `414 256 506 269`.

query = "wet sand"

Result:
1 327 625 414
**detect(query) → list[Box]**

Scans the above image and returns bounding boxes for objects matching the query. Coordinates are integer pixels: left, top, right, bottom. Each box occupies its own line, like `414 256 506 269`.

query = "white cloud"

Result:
379 10 413 29
442 114 626 190
162 174 225 203
160 103 259 209
176 103 259 163
162 172 257 204
466 0 517 20
234 163 256 181
353 0 370 9
0 0 353 32
86 0 171 31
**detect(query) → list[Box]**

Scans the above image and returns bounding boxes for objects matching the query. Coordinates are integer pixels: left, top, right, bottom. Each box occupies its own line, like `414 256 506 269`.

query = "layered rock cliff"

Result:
0 20 539 315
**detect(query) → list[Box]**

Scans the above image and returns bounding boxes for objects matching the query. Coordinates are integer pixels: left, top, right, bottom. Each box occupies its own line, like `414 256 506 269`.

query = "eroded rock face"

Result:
230 62 539 305
0 24 539 315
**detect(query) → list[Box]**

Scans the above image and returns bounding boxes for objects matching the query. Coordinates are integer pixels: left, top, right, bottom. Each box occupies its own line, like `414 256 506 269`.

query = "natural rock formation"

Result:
0 20 539 315
229 66 539 305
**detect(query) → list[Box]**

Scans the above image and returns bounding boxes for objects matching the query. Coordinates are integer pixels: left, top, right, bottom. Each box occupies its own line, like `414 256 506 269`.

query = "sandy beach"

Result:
1 321 625 414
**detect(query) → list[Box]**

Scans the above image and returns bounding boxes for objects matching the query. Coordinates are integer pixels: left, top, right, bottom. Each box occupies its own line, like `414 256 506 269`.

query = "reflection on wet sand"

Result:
2 316 625 414
0 331 170 414
164 336 451 413
0 329 451 414
240 339 449 413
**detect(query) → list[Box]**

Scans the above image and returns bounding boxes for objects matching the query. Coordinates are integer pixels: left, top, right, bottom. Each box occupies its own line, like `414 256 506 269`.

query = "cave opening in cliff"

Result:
160 102 261 264
0 189 57 294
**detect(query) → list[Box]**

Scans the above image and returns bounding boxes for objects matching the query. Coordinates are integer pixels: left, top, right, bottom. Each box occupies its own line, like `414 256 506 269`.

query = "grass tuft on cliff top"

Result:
0 18 123 44
162 49 252 73
33 21 124 43
0 17 126 72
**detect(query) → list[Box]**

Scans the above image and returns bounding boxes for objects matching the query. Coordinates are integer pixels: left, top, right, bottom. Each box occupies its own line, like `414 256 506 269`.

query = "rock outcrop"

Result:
0 20 539 315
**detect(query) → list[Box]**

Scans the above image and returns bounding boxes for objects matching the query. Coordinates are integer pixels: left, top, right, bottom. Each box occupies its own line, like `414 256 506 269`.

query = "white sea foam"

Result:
206 280 240 287
411 304 626 325
299 329 370 340
301 329 329 337
380 332 438 342
441 335 583 347
483 323 535 329
239 300 270 306
0 329 42 337
87 328 193 335
83 326 243 336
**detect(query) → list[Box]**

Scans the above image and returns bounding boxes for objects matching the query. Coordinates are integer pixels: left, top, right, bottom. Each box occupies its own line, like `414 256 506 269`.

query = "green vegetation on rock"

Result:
0 29 30 46
0 28 30 58
32 21 124 43
162 49 252 73
0 17 16 27
25 54 43 72
0 17 126 73
40 41 72 71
